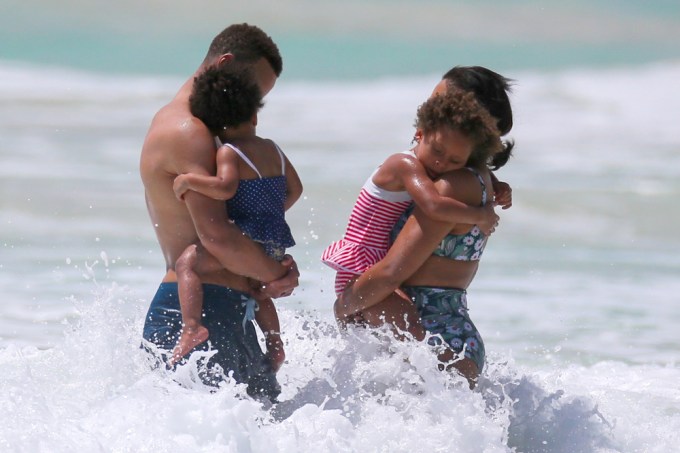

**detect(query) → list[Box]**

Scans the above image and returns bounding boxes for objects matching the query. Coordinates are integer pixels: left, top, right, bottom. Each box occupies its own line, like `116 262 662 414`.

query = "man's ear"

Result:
216 53 235 65
252 113 258 126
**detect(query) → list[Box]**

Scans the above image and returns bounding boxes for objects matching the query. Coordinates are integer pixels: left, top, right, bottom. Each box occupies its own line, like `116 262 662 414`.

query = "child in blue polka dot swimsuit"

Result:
169 62 303 370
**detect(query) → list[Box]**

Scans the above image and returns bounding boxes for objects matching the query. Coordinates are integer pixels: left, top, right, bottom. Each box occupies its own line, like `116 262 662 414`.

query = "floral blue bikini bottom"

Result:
402 286 485 372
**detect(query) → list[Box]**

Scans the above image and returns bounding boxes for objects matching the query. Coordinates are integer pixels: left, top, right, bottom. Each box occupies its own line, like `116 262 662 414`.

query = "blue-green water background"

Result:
2 0 680 79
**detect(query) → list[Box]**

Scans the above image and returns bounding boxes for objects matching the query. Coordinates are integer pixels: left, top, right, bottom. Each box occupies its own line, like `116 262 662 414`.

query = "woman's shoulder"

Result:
435 167 490 204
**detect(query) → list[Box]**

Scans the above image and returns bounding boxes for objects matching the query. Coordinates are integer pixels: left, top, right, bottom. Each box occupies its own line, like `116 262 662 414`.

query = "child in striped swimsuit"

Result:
169 62 302 371
322 90 502 296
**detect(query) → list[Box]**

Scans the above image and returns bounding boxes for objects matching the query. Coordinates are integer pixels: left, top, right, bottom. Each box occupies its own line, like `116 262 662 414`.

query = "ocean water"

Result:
2 1 680 452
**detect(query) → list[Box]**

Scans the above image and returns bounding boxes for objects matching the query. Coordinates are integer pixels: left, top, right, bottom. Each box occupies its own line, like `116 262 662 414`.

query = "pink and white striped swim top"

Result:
321 163 413 274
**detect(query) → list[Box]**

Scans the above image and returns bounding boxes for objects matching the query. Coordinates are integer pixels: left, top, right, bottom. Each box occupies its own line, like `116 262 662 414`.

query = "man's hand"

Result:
258 255 299 299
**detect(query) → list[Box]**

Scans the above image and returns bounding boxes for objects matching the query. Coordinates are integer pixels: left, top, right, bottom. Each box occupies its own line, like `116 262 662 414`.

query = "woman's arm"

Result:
337 168 492 317
337 202 454 317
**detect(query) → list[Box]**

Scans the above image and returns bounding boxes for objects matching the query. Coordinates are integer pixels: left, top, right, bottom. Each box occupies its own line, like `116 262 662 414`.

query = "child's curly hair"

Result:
415 89 502 169
189 62 263 134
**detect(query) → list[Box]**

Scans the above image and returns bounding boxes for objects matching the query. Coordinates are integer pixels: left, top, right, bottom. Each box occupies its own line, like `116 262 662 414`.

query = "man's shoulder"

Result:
153 104 212 143
141 103 218 180
144 103 216 158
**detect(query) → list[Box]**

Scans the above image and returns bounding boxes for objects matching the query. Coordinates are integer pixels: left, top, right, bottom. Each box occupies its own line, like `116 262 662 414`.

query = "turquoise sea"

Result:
3 0 680 79
1 1 679 452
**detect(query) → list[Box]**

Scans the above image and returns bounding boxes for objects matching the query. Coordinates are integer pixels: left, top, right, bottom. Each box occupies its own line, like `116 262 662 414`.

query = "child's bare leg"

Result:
255 297 285 372
338 289 426 342
171 244 221 364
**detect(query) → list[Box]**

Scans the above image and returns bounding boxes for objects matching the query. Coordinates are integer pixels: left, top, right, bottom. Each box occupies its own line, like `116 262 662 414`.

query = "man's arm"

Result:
184 189 285 281
174 118 299 297
184 188 299 298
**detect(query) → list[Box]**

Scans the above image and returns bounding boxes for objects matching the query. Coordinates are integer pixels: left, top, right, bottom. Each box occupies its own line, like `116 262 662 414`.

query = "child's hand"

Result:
173 174 190 201
477 204 500 236
492 180 513 210
265 333 285 372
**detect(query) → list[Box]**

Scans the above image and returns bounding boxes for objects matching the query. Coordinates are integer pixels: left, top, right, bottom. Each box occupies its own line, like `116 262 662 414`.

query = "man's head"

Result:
203 23 282 96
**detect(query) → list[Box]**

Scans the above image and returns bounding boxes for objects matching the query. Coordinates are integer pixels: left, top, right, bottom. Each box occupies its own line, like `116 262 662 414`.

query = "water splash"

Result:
0 284 668 452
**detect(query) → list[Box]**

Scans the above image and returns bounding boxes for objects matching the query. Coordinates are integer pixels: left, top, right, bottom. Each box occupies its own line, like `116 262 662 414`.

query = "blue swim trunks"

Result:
142 283 280 402
402 286 485 372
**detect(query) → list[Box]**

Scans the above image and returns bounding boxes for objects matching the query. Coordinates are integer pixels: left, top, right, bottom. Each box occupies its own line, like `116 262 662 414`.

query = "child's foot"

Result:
169 325 209 366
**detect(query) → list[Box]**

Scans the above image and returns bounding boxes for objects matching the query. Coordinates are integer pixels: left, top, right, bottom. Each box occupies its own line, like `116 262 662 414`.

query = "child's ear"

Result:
413 129 423 143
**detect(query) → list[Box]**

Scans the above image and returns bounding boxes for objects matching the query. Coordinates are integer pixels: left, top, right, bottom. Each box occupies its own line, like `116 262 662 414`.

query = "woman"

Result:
334 66 514 387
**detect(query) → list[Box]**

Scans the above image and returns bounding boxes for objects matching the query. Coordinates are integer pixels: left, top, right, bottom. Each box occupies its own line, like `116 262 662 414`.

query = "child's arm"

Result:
387 154 497 229
489 172 512 210
173 145 240 201
281 151 303 211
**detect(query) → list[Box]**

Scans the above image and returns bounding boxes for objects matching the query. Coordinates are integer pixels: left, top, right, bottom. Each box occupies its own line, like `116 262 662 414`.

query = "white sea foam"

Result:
5 285 670 452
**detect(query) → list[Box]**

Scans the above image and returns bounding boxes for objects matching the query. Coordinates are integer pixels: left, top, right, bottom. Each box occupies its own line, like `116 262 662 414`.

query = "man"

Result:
140 23 298 402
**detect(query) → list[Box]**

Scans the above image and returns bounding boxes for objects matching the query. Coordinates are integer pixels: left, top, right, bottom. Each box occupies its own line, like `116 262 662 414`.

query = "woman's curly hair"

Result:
189 62 263 134
415 89 502 169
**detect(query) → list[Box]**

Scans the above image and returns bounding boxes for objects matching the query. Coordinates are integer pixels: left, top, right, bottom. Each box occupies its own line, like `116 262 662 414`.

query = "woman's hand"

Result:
334 294 356 320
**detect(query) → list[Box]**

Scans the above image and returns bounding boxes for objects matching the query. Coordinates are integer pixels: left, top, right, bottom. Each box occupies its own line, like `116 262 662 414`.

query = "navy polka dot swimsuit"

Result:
222 142 295 261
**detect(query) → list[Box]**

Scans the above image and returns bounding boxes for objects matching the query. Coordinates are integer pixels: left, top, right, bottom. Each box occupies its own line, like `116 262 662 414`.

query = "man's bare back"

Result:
140 68 295 295
140 79 241 288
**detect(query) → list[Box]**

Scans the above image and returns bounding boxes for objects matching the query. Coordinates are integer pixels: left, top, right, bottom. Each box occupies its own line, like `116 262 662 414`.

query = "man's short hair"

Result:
205 23 282 76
